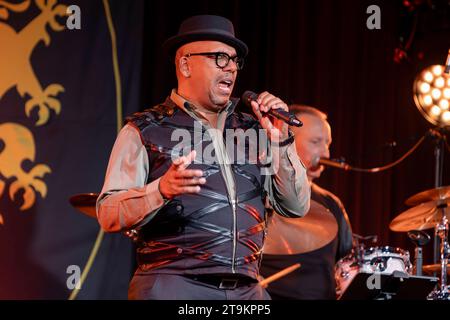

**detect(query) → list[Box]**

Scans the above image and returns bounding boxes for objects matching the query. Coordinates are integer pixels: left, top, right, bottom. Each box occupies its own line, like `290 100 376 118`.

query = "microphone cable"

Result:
323 131 430 173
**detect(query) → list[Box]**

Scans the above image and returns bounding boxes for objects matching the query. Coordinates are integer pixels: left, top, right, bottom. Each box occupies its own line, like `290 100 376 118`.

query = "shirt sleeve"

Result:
96 124 166 233
264 142 311 218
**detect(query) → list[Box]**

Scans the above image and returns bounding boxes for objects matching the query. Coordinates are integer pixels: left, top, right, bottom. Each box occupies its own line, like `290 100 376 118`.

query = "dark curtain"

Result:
0 0 448 299
141 0 450 264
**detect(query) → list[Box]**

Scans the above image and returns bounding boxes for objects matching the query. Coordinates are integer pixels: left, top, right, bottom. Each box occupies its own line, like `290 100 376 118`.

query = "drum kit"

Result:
69 185 450 300
334 185 450 300
262 185 450 300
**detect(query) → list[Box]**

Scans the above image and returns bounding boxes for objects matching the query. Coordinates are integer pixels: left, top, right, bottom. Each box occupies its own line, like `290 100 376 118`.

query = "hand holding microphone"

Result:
241 91 303 127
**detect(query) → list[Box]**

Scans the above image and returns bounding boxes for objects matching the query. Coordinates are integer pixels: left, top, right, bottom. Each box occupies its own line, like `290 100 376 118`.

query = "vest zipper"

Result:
231 198 237 273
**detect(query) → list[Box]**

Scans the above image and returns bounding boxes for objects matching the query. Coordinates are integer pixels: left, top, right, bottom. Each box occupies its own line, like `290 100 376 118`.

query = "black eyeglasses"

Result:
184 52 244 70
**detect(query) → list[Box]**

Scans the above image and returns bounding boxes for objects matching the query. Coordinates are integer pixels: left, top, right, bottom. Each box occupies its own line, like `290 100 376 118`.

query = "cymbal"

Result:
405 186 450 206
69 193 99 218
263 200 338 255
389 199 450 232
422 264 450 275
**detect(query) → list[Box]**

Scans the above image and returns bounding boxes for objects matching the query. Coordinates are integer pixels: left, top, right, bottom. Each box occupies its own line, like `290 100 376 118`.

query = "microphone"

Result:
241 91 303 127
313 157 351 171
445 49 450 74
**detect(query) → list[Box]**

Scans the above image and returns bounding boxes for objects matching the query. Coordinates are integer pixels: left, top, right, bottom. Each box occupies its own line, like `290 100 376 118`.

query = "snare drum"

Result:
361 246 412 274
335 246 412 298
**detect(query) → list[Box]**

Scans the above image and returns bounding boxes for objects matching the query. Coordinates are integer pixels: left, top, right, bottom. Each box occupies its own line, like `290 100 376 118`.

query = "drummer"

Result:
260 105 354 300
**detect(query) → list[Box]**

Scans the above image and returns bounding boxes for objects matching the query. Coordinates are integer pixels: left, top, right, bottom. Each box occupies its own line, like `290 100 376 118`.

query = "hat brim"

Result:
163 29 248 57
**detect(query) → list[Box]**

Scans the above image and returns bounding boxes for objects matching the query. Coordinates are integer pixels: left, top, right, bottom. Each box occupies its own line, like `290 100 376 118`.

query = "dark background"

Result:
0 0 448 299
141 0 450 264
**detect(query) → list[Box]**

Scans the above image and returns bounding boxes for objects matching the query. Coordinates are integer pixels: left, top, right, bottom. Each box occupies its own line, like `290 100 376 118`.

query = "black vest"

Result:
127 98 269 279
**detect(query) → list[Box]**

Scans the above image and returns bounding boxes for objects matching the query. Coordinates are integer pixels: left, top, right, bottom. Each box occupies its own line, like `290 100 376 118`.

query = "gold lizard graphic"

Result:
0 123 51 223
0 0 67 223
0 0 67 126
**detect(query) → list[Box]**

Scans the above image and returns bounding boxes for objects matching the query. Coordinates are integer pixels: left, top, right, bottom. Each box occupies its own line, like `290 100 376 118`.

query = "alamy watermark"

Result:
66 5 81 30
170 121 283 175
366 5 381 30
66 264 81 290
366 272 381 290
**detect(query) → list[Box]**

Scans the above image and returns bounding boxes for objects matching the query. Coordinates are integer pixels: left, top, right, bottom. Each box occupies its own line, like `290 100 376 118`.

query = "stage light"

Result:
431 88 441 100
413 64 450 127
423 95 433 106
432 65 443 76
424 71 434 82
444 88 450 99
431 105 441 116
439 99 449 110
435 77 445 88
420 82 430 93
443 111 450 122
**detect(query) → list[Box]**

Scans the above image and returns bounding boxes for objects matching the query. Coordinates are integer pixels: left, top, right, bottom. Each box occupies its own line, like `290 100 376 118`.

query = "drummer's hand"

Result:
159 150 206 199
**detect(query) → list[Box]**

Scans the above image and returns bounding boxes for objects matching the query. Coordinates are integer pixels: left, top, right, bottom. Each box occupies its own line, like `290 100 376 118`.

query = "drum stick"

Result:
259 263 301 288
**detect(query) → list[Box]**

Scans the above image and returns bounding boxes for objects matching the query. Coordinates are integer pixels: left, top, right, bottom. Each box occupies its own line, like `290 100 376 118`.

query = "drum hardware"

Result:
407 230 431 276
427 205 450 300
428 128 447 270
335 245 413 299
391 186 450 300
352 234 378 268
335 244 438 300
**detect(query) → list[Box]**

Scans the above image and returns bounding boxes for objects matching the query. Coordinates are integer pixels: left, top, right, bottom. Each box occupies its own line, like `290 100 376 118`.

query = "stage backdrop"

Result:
0 0 142 299
1 0 449 299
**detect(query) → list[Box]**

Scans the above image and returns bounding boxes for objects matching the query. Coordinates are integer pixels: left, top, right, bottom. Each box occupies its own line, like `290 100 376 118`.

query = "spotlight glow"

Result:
413 64 450 127
435 77 445 88
431 88 442 100
431 105 441 116
444 88 450 99
420 82 431 93
424 71 434 83
442 111 450 123
432 65 443 76
439 99 449 110
423 95 433 106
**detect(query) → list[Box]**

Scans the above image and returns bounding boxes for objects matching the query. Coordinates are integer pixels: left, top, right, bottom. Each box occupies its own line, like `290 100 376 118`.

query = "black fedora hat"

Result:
163 15 248 57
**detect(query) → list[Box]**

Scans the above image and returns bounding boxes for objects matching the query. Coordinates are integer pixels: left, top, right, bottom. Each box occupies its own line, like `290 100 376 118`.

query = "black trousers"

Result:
128 273 271 300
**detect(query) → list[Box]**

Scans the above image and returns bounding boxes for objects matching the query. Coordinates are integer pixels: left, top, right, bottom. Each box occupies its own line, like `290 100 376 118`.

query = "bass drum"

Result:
335 246 412 299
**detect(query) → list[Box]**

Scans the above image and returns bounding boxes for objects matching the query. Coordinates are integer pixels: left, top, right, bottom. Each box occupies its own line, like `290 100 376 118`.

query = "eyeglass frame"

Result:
184 52 245 70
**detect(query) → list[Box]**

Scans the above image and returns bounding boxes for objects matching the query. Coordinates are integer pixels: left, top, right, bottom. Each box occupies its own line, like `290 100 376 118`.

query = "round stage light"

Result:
413 65 450 127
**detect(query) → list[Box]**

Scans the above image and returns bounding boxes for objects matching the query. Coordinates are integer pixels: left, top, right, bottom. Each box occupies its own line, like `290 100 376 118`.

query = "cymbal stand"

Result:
428 205 450 300
429 128 446 267
352 234 378 267
407 230 431 276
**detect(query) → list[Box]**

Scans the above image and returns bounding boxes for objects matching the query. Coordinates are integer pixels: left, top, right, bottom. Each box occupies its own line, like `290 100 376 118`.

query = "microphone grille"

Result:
241 91 258 106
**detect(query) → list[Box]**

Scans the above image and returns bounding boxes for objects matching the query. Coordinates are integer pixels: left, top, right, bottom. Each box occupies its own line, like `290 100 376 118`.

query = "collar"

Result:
170 89 239 120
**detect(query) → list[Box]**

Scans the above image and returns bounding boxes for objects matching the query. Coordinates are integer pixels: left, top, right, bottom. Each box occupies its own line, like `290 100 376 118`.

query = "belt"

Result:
185 274 258 290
